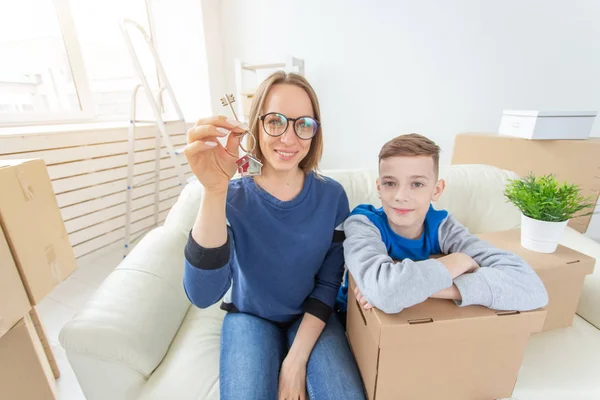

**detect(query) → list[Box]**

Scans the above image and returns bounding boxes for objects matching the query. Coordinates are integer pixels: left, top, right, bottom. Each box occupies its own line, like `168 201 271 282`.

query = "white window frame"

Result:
0 0 154 128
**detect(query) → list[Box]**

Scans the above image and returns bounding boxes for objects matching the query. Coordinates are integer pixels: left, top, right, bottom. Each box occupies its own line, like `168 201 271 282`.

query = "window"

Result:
68 0 156 120
0 0 155 126
0 0 85 119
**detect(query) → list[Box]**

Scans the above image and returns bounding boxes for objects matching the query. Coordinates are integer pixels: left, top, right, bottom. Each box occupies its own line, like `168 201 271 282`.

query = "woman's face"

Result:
258 84 315 173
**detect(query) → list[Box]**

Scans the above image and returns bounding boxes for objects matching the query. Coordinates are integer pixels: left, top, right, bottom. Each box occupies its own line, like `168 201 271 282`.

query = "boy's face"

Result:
377 155 445 236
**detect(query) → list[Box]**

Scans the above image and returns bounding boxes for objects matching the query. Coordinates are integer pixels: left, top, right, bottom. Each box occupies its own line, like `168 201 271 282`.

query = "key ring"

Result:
239 130 256 154
222 130 256 159
220 94 263 177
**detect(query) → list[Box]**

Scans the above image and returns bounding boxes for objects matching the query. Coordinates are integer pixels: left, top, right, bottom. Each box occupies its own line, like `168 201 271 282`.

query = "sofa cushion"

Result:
60 227 191 386
165 165 521 238
164 180 204 236
512 315 600 400
435 164 521 234
321 169 381 211
138 303 225 400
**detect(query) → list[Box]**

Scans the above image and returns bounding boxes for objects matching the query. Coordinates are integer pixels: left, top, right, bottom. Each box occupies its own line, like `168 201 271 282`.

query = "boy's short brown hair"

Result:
379 133 441 175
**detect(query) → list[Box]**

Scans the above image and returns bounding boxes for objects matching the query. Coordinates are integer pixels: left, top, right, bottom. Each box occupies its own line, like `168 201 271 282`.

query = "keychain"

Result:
220 94 263 177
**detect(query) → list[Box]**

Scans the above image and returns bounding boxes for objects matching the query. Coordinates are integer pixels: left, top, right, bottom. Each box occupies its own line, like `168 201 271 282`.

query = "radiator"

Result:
0 122 192 258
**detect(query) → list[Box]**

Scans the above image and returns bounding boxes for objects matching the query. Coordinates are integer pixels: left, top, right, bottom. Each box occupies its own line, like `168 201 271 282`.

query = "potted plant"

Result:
504 173 596 253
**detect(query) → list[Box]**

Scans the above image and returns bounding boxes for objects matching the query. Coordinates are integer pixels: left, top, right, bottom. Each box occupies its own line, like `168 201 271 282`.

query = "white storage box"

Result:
499 110 597 140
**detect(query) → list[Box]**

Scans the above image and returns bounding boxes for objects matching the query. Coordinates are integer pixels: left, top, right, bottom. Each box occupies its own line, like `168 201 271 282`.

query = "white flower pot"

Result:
520 213 569 253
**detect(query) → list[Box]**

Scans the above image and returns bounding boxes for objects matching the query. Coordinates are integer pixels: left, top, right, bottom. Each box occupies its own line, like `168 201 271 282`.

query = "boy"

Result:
337 134 548 314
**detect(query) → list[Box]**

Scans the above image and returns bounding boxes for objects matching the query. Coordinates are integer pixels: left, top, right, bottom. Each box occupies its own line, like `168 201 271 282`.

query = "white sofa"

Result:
60 165 600 400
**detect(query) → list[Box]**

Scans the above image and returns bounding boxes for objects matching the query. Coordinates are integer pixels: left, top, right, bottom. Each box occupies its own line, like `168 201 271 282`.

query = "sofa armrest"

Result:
164 180 203 236
561 227 600 329
59 227 191 400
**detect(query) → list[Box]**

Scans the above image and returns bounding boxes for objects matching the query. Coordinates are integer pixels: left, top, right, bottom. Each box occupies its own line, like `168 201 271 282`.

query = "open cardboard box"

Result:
478 229 595 331
346 275 546 400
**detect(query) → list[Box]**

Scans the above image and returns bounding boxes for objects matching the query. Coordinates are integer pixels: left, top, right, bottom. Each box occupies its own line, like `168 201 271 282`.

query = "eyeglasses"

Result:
259 112 320 140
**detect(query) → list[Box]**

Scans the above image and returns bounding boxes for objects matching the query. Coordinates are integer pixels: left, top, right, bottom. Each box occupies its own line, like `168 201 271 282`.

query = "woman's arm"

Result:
288 313 326 363
279 183 348 399
182 115 245 309
304 187 349 322
278 314 326 400
192 189 228 246
183 190 235 308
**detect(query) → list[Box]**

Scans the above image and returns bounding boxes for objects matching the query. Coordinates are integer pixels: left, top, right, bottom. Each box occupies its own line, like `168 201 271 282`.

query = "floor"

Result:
37 241 126 400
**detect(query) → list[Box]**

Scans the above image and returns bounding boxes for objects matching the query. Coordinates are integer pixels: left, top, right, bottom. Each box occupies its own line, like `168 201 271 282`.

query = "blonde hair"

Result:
246 71 323 173
379 134 441 175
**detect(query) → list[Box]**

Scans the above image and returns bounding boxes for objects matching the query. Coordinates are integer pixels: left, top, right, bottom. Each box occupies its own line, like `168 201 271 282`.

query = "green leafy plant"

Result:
504 173 596 222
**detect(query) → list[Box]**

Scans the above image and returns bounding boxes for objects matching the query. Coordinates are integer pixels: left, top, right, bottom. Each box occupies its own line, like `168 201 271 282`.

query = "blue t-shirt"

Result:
184 172 349 323
335 204 448 311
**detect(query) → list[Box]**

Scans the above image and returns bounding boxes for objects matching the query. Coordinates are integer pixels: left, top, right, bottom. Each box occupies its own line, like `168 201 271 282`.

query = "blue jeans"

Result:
220 312 366 400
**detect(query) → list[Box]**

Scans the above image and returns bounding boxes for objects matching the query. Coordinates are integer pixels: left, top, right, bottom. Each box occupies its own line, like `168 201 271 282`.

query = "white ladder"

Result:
234 56 305 121
120 18 189 257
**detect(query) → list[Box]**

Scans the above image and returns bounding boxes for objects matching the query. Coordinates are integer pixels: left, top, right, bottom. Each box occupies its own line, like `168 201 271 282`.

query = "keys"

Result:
220 94 263 177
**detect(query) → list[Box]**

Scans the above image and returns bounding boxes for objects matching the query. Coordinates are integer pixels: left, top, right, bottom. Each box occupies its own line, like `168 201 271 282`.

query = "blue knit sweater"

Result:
183 172 349 323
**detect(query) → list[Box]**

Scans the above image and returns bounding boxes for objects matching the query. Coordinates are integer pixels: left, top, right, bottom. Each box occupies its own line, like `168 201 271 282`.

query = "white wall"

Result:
200 0 226 116
198 0 600 241
211 0 600 171
148 0 213 121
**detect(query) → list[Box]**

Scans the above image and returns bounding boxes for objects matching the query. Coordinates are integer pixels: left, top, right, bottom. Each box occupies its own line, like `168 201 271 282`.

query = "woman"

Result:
183 71 365 400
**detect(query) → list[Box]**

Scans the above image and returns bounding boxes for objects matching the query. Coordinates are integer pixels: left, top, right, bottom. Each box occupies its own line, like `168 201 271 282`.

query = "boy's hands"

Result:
354 287 374 310
352 253 477 311
430 284 463 300
438 253 479 279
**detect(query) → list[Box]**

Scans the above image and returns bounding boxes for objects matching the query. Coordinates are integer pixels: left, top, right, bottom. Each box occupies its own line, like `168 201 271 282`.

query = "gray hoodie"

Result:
343 213 549 314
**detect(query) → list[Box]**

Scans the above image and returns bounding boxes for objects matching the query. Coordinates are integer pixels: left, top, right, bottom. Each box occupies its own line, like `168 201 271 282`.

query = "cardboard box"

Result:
0 314 57 399
0 159 77 305
478 229 595 331
451 133 600 233
30 307 61 379
0 226 31 338
347 276 545 400
499 110 597 140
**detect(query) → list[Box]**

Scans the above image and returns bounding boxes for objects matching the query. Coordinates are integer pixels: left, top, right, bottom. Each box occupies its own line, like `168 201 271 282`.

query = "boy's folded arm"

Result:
344 215 453 314
438 215 549 311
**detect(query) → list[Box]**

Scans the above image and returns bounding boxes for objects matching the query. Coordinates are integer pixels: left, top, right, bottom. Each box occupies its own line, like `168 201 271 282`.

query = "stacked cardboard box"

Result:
0 159 79 397
0 225 30 337
0 159 78 304
451 133 600 234
0 315 58 399
0 225 57 398
479 229 595 331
